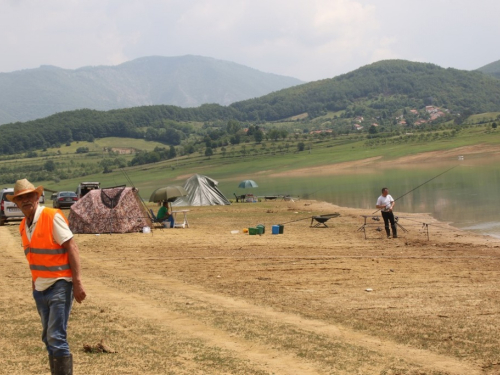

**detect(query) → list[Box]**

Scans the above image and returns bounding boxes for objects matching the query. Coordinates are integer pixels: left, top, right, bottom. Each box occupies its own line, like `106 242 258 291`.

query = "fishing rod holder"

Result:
357 215 408 240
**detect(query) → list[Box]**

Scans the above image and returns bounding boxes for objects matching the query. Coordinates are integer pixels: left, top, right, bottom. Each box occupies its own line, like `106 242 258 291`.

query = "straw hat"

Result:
6 179 44 202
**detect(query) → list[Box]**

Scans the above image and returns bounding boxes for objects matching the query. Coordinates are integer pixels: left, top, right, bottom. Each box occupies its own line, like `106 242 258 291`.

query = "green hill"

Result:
0 55 303 125
231 60 500 120
2 59 500 156
477 59 500 79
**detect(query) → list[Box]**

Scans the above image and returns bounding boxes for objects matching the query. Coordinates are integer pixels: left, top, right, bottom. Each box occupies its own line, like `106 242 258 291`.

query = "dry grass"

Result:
1 200 500 374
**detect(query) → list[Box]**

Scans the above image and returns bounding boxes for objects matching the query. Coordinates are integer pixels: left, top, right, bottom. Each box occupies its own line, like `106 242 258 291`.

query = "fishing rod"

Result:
121 170 155 220
372 165 459 215
122 170 135 188
279 216 315 225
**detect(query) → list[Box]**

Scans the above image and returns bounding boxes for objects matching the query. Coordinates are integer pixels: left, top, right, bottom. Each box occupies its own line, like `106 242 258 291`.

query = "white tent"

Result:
172 174 230 206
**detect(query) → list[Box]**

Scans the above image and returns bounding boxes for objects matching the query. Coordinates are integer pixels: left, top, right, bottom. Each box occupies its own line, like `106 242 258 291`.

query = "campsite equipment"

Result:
173 174 230 206
278 224 284 234
238 180 258 189
231 230 239 234
243 228 249 233
69 186 152 234
249 227 257 235
142 226 151 233
372 165 459 214
256 224 265 234
310 213 340 228
149 185 188 203
272 225 280 235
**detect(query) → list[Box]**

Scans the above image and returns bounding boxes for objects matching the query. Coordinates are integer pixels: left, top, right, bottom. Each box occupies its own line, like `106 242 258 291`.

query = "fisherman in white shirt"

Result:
376 187 397 238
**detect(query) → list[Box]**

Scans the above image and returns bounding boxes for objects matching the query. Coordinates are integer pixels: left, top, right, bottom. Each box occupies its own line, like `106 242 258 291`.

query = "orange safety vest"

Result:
20 208 72 282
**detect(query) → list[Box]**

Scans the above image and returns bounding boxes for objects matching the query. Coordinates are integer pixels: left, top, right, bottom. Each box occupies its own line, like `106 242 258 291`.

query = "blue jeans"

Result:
33 279 73 357
163 215 175 228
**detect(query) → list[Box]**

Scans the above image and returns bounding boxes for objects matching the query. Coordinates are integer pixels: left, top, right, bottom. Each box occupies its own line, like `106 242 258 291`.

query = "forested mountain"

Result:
231 60 500 120
2 59 500 155
0 55 303 125
477 59 500 79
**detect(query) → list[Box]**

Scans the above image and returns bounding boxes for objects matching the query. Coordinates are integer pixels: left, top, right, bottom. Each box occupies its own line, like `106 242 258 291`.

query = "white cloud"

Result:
0 0 498 80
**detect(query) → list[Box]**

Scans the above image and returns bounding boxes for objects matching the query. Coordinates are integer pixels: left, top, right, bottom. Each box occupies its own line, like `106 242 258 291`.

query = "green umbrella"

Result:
238 180 258 188
149 185 188 202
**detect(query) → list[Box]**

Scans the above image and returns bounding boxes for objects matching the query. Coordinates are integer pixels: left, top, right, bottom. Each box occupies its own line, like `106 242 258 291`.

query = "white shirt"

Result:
26 206 74 291
376 194 394 212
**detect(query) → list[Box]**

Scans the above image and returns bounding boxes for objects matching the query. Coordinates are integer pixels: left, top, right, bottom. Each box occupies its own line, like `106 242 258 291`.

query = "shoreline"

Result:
287 198 500 246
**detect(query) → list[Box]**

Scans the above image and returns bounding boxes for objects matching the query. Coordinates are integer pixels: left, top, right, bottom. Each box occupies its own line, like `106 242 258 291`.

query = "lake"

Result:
221 154 500 238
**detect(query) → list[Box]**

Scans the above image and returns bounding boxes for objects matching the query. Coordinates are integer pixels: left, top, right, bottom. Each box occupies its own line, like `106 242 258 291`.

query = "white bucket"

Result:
142 226 151 233
163 222 171 228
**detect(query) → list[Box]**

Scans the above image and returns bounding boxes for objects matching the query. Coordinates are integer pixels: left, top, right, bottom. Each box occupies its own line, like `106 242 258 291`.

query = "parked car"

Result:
76 182 100 198
53 191 78 208
0 187 24 226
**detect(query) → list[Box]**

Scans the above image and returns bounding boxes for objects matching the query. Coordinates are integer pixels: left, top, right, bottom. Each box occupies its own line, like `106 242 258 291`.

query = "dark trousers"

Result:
381 211 397 237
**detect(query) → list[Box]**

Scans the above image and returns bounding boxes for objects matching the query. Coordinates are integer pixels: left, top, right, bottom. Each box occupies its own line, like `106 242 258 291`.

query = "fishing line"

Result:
121 170 154 220
372 165 459 215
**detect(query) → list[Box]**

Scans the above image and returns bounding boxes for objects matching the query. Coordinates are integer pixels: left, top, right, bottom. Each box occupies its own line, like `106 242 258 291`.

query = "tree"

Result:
368 125 378 134
205 147 213 158
226 120 240 134
168 145 177 159
254 129 264 143
44 160 56 172
297 142 305 152
492 122 497 129
230 134 240 145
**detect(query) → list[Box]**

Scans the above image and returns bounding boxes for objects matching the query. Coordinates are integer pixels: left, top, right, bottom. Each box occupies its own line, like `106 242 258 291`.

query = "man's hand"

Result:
73 280 86 303
63 237 87 303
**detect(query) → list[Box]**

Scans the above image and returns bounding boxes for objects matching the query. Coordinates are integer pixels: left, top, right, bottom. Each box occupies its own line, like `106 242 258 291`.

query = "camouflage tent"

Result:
69 186 152 234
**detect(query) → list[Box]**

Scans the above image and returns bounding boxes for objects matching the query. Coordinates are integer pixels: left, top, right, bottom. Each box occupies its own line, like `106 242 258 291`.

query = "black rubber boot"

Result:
53 354 72 375
391 225 398 238
385 226 391 238
49 355 55 375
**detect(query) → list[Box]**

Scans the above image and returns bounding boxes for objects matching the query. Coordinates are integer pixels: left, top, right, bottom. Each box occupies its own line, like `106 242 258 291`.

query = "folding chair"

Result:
233 193 246 203
149 209 164 230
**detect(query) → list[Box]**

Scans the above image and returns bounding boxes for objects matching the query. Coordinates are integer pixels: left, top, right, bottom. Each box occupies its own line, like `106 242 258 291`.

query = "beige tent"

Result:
68 186 152 234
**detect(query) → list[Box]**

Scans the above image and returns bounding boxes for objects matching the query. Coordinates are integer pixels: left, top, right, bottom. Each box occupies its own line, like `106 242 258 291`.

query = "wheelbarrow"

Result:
310 213 340 228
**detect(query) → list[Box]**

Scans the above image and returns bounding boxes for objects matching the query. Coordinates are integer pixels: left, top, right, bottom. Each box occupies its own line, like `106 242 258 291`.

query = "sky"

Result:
1 0 499 82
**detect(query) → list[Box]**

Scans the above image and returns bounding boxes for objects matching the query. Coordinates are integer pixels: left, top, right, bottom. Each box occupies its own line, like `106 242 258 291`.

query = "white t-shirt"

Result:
376 194 394 212
25 206 74 291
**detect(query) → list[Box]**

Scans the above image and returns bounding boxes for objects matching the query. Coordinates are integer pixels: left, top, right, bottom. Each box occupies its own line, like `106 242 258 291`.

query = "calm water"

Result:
220 156 500 238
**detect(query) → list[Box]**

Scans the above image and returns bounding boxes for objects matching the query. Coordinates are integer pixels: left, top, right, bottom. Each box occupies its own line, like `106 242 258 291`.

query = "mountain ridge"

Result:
0 55 303 125
477 59 500 79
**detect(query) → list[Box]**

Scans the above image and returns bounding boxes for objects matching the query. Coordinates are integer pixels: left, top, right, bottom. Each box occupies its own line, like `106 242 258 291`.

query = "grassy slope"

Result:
25 123 499 198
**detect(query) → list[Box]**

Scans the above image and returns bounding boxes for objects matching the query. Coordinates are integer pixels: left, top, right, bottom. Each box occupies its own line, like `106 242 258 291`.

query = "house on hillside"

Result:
107 147 136 155
425 106 438 114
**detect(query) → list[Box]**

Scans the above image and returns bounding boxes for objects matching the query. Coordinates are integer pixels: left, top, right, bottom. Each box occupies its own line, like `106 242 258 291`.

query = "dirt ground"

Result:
2 198 500 375
268 144 500 178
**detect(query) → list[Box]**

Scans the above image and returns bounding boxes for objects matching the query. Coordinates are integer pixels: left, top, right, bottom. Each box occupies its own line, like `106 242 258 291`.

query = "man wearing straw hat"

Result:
7 179 86 375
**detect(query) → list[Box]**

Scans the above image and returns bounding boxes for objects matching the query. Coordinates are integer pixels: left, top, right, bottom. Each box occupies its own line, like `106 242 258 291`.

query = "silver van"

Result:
0 188 23 225
0 187 45 225
76 182 100 198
